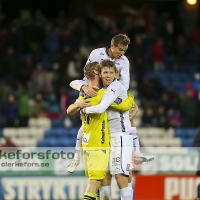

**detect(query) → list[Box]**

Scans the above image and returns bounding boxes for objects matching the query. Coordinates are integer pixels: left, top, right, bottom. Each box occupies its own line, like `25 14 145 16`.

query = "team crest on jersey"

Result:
126 164 130 171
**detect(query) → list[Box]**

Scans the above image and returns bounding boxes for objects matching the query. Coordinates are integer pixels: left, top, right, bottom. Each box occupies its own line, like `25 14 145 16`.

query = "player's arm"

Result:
110 92 134 112
70 78 89 92
129 103 138 127
67 98 91 115
83 81 123 114
119 58 130 90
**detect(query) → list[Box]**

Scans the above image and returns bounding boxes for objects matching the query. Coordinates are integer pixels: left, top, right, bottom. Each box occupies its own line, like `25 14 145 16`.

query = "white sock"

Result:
99 186 111 200
120 186 133 200
74 126 83 160
128 183 134 199
132 128 141 157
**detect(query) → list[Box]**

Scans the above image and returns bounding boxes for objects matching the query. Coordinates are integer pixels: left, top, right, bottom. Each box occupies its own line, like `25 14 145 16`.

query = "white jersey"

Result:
70 47 130 90
84 80 132 136
107 85 132 136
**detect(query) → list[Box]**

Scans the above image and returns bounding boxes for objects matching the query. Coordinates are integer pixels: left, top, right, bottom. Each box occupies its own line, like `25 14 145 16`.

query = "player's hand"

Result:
81 85 97 97
77 98 91 109
129 103 138 120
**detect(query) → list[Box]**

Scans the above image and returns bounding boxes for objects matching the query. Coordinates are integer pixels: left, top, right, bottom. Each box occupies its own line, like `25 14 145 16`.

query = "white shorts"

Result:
109 134 133 176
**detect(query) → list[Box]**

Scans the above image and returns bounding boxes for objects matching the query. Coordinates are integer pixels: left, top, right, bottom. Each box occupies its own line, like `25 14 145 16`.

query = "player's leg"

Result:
132 127 155 165
110 135 133 200
84 150 109 200
67 126 83 173
99 171 112 200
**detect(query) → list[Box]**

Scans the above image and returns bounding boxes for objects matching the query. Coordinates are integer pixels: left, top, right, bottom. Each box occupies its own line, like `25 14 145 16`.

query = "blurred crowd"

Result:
0 6 200 129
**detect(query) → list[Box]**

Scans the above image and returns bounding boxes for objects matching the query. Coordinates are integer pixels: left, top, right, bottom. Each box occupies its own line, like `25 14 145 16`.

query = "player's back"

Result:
80 88 109 149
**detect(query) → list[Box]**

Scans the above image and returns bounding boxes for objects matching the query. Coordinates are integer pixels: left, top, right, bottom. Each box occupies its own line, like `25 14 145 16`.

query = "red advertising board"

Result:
134 174 200 200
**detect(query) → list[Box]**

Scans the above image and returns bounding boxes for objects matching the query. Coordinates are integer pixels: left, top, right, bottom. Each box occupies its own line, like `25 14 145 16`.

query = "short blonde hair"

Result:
111 33 130 47
84 62 99 80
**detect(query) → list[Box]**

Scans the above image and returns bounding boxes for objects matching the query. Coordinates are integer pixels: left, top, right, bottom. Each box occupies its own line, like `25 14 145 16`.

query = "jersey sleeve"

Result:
110 93 134 111
119 58 130 90
69 78 89 91
84 81 123 114
86 49 101 64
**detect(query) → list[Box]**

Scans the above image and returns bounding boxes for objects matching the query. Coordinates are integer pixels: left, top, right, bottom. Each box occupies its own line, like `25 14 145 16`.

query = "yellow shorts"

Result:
83 149 109 180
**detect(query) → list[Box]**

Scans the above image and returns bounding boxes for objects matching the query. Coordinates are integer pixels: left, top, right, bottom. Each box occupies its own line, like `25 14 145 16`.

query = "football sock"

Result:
99 186 111 200
74 126 83 160
84 192 97 200
120 186 133 200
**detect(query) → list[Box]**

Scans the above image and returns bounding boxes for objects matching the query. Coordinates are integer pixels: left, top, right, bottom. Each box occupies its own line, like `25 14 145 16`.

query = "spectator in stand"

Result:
29 93 46 118
0 80 12 104
142 107 156 127
16 83 33 127
46 93 60 119
152 38 165 73
3 47 20 82
167 108 181 128
2 94 18 127
175 36 188 71
180 88 199 128
155 105 169 129
159 92 171 111
131 36 145 82
59 87 71 118
31 63 52 93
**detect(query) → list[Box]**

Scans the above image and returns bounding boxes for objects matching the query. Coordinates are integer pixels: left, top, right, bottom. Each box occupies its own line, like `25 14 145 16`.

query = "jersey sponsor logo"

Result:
82 133 90 144
101 120 105 144
120 113 126 132
111 89 116 94
100 52 104 55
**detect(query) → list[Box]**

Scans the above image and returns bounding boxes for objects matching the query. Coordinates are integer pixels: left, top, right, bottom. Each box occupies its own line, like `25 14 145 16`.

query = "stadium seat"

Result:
51 119 64 128
37 139 49 147
68 128 79 137
29 128 45 139
37 118 51 129
174 129 187 138
3 128 17 137
45 129 56 138
185 129 197 138
181 138 194 147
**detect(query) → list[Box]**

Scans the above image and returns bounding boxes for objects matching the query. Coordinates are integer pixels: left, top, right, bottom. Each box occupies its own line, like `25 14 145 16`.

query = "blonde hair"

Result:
111 33 130 47
83 62 99 80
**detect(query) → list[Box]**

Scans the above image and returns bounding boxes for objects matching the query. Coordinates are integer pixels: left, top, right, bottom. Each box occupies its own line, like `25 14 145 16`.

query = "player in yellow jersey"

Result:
67 62 134 200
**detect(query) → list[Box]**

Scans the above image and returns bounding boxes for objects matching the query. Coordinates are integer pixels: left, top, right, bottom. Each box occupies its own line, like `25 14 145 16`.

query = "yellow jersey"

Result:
80 88 109 149
79 87 134 149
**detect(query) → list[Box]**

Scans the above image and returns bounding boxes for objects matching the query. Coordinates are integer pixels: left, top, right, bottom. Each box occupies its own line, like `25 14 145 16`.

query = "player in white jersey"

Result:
68 34 154 174
81 60 134 200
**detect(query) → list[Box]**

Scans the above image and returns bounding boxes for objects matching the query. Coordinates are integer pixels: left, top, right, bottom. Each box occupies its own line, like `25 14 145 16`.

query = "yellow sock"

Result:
84 192 97 200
